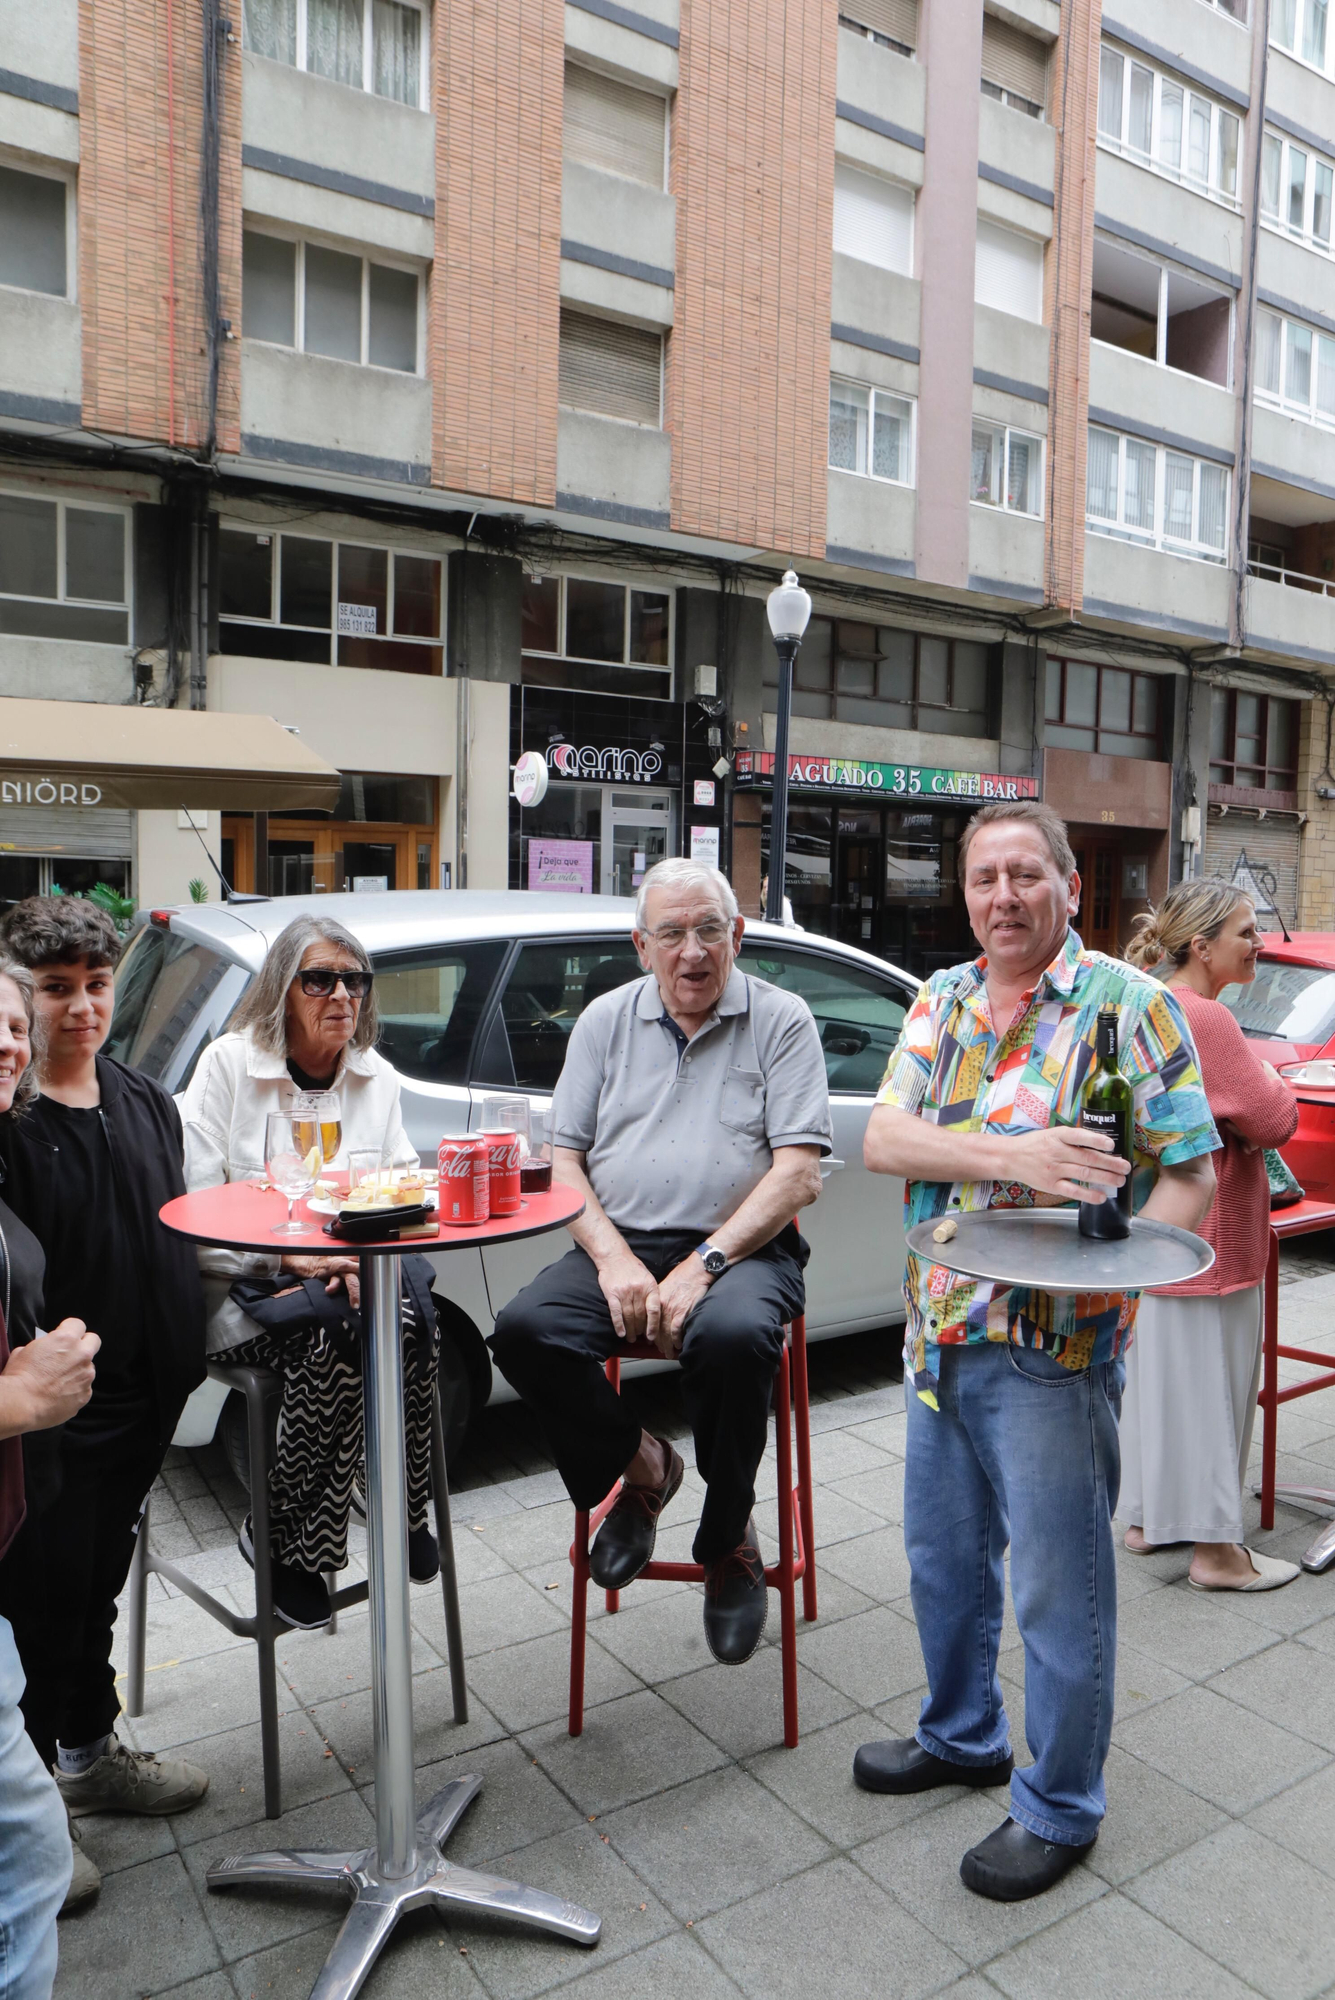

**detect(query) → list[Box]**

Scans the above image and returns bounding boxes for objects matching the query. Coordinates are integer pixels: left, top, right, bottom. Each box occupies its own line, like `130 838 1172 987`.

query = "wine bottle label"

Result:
1082 1110 1120 1137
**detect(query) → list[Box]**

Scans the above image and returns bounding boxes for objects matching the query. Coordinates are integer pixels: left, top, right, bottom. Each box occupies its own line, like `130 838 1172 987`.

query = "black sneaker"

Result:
238 1516 331 1630
409 1525 439 1584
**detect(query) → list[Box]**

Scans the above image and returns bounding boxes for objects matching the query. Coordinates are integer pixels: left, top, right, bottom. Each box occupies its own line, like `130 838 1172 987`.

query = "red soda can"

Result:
437 1135 490 1224
479 1130 521 1215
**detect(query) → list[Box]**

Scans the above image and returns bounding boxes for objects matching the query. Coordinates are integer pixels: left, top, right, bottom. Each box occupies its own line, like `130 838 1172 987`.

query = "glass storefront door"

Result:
604 790 674 897
832 811 882 949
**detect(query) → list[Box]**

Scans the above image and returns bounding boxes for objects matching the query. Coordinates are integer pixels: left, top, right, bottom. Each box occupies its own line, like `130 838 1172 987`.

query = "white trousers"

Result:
1120 1285 1264 1545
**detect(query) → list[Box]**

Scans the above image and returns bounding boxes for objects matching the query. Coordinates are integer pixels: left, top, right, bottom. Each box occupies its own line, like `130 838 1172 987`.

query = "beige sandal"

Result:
1188 1549 1301 1592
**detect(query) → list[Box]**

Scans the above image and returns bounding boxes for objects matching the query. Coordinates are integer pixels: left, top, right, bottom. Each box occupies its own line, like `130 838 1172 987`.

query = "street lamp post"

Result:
764 569 813 925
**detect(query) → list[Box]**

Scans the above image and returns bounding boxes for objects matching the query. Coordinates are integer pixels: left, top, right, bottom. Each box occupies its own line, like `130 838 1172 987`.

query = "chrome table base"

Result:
207 1775 600 2000
1262 1483 1335 1573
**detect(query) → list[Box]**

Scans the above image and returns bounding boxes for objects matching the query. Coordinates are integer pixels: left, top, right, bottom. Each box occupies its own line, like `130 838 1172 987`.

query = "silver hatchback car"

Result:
109 891 915 1461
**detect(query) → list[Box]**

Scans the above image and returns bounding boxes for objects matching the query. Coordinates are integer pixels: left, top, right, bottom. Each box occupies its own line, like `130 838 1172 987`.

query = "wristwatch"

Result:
695 1242 728 1277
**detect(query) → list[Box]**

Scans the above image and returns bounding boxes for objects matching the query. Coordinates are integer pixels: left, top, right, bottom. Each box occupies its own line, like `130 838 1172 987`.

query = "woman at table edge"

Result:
177 915 442 1633
1122 881 1301 1592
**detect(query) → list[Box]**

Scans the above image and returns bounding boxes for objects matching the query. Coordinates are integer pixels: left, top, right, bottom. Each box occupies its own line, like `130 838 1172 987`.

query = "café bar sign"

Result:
734 750 1038 801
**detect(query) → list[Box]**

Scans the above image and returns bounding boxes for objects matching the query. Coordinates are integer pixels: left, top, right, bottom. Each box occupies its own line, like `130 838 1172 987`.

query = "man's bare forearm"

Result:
553 1149 635 1268
1139 1154 1216 1230
865 1104 1015 1183
708 1147 823 1266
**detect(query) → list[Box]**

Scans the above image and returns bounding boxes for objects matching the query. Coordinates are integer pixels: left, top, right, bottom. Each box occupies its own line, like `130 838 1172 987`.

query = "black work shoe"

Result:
239 1516 331 1631
960 1817 1097 1902
409 1525 440 1584
703 1517 768 1664
853 1738 1014 1795
589 1441 685 1589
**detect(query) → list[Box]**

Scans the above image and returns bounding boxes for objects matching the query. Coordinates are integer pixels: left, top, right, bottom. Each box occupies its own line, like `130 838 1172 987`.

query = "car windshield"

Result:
1219 959 1335 1047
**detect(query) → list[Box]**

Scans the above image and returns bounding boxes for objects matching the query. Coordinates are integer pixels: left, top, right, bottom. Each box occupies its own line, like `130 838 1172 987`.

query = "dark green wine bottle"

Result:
1078 1008 1134 1241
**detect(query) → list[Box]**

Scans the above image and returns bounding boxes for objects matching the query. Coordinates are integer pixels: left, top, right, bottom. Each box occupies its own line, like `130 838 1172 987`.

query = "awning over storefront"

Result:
0 700 341 813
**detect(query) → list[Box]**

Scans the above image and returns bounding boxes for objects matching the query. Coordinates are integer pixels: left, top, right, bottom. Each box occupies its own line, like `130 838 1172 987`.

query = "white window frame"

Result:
522 572 676 700
1254 305 1335 428
827 378 916 487
831 162 916 277
244 0 431 109
970 421 1044 518
1085 426 1230 563
217 523 446 667
1096 42 1243 211
1260 127 1335 256
1089 237 1235 388
1271 0 1332 78
1196 0 1248 21
0 486 132 623
0 153 77 304
241 226 425 375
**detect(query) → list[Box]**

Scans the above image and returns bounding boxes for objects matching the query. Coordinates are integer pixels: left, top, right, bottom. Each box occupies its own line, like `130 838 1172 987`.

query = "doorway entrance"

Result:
604 789 673 898
1072 839 1120 955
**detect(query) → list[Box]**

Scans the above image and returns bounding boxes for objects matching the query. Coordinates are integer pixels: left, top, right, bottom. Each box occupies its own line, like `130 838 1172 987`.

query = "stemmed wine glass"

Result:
265 1111 320 1235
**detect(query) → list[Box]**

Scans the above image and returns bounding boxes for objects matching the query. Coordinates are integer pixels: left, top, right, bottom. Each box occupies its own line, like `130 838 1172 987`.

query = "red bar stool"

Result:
568 1312 817 1749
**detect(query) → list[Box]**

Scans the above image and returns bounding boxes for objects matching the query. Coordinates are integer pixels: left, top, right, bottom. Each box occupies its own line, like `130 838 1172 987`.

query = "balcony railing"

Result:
1247 557 1335 597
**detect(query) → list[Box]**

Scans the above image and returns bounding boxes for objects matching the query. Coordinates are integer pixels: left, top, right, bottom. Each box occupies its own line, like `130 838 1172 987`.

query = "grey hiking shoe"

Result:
59 1814 100 1914
56 1735 209 1818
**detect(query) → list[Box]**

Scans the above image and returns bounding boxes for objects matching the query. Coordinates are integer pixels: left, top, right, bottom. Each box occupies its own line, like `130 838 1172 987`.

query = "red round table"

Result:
159 1179 599 1999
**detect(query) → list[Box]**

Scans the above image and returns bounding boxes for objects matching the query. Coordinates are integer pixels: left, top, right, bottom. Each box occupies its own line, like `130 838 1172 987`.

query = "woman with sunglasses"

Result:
178 915 438 1631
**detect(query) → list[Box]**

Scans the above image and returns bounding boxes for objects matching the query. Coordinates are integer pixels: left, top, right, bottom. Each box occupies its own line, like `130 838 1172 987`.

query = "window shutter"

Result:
839 0 918 50
981 12 1049 107
563 63 667 187
559 311 662 425
832 165 914 274
975 219 1044 322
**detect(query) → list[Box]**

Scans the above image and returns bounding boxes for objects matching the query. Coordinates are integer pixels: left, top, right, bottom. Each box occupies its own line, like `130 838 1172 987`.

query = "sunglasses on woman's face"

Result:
295 968 374 999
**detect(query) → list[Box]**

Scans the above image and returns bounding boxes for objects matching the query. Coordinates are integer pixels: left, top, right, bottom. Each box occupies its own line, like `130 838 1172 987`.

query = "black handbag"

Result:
230 1253 439 1377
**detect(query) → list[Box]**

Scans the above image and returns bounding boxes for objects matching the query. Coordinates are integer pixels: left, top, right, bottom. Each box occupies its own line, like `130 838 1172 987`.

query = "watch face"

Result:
704 1247 727 1274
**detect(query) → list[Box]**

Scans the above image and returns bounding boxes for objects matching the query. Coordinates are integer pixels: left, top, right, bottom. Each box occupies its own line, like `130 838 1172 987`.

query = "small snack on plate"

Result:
932 1218 958 1244
394 1174 426 1206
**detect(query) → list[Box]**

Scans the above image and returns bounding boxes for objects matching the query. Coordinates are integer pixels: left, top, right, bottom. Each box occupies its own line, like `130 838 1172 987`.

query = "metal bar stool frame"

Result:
124 1358 469 1819
568 1313 816 1749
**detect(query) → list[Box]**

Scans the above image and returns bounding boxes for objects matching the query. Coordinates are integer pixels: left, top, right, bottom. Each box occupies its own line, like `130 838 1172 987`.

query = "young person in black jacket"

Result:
0 899 210 1902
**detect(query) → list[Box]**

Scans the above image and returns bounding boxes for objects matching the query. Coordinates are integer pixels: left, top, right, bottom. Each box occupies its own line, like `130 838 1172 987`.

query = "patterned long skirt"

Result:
225 1291 440 1575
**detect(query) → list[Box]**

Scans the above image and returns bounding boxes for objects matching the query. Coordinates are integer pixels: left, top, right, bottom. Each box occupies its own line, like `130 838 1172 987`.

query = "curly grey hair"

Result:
634 858 739 930
0 954 42 1116
229 916 379 1056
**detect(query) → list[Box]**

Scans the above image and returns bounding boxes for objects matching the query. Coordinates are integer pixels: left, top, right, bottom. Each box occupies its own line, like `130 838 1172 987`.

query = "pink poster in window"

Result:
528 839 595 893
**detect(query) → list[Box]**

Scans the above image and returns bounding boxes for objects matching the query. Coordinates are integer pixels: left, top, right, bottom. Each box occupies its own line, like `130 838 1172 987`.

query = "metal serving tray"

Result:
905 1208 1215 1294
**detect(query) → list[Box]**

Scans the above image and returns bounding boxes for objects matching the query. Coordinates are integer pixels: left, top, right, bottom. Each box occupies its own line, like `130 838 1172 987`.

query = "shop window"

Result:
765 618 994 738
1091 236 1232 387
0 163 68 297
1098 43 1241 209
1046 660 1163 759
829 381 915 485
218 528 443 672
971 422 1043 516
242 229 421 372
1209 688 1299 794
838 0 916 54
243 0 429 107
0 490 129 644
520 573 672 699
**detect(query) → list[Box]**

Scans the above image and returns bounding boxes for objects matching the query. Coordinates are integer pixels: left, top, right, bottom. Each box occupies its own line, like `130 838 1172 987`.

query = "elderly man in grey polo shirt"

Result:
489 857 832 1663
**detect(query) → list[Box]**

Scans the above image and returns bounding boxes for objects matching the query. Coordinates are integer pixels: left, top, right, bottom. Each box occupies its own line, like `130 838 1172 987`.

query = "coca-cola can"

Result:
436 1135 490 1225
479 1130 522 1215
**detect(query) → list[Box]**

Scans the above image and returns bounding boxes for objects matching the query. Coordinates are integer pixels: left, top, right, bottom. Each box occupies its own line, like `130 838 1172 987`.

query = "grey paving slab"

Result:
1083 1745 1230 1888
109 1585 250 1677
806 1429 895 1482
657 1653 858 1761
53 1851 222 2000
276 1609 442 1706
822 1465 907 1526
164 1709 356 1849
755 1482 886 1548
842 1412 908 1461
403 1736 584 1868
577 1586 716 1684
982 1891 1256 2000
119 1648 299 1754
453 1571 570 1656
1248 1760 1335 1882
1298 1612 1335 1657
519 1931 745 2000
465 1627 640 1734
1116 1581 1279 1680
814 1521 915 1604
695 1855 967 2000
598 1764 832 1921
499 1469 575 1509
747 1713 952 1850
1110 1640 1193 1724
521 1688 727 1818
473 1499 580 1573
794 1603 926 1709
1113 1683 1329 1815
1208 1639 1335 1753
1216 1564 1335 1639
1127 1821 1335 2000
311 1668 505 1780
75 1805 177 1877
181 1790 377 1959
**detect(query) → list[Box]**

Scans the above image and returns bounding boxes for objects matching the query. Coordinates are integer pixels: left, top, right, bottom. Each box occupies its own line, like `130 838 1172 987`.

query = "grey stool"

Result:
124 1358 468 1819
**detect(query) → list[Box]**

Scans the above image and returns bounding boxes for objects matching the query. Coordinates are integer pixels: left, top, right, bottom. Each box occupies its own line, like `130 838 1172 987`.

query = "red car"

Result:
1218 933 1335 1203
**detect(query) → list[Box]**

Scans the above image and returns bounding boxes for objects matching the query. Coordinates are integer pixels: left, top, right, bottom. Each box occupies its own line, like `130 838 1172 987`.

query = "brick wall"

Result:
1045 0 1102 612
432 0 564 504
79 0 241 453
666 0 837 556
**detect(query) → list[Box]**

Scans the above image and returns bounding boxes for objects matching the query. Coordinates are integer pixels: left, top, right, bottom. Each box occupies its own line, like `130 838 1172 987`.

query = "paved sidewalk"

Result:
55 1258 1335 2000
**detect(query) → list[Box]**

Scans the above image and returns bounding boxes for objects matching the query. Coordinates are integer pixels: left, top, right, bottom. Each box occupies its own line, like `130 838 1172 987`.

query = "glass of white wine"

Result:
265 1111 321 1235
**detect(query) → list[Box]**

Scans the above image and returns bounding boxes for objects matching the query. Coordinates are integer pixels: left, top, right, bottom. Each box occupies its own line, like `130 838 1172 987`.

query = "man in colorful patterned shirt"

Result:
854 800 1218 1903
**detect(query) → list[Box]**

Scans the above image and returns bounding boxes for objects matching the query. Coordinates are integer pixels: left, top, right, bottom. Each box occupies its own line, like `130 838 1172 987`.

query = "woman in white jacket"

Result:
178 915 439 1631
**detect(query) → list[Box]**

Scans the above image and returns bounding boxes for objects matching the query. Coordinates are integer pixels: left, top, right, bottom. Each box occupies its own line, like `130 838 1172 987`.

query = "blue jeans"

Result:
0 1615 69 2000
903 1340 1124 1846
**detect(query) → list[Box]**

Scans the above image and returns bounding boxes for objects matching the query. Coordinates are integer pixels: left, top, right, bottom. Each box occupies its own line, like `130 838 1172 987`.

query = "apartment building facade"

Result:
0 0 1332 958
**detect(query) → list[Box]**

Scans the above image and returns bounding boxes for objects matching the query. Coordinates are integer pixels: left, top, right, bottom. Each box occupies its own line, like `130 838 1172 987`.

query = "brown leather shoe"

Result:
589 1440 685 1589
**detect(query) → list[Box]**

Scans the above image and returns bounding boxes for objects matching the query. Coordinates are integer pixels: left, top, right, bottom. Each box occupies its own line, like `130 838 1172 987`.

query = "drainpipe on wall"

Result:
190 500 209 710
1230 0 1272 652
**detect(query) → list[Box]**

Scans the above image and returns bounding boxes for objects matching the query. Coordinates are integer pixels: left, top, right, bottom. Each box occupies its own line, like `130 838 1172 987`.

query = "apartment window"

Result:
1261 129 1334 252
1086 425 1229 560
1090 236 1232 386
1256 307 1335 425
832 164 913 275
558 310 662 426
521 574 672 700
975 220 1044 322
1097 44 1241 207
563 63 667 187
243 0 428 107
1201 0 1247 16
828 381 914 485
981 11 1048 117
1046 660 1162 759
764 618 993 737
1209 689 1298 792
971 422 1042 516
217 529 442 673
1273 0 1330 72
0 163 68 297
838 0 917 54
0 491 129 644
242 229 419 370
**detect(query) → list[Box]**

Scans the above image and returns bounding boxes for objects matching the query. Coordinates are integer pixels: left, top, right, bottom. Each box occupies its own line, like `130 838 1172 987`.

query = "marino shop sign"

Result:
734 751 1039 801
548 743 663 783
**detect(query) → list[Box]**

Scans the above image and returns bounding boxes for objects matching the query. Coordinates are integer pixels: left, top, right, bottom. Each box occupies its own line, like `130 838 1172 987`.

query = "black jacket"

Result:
0 1056 207 1445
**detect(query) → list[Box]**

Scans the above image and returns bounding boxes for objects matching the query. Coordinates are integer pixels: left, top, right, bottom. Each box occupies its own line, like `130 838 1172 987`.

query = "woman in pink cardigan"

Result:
1122 880 1300 1591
